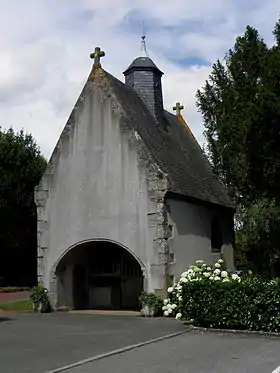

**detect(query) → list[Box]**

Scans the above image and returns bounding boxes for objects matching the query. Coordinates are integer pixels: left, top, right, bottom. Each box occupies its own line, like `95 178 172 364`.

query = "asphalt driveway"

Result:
0 313 184 373
1 313 280 373
67 330 280 373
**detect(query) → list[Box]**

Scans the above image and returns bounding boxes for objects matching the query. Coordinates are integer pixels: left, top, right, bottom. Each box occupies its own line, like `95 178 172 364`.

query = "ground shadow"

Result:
0 316 12 322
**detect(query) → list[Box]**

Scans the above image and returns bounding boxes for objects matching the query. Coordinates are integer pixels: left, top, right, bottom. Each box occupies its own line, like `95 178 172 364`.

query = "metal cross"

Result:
173 102 184 116
90 47 105 68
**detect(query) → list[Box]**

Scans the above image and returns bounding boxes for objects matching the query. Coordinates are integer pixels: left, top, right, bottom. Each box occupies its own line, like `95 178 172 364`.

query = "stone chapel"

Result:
35 47 235 310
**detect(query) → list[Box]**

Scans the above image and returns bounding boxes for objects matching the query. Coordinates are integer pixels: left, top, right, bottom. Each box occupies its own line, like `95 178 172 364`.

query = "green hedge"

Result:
180 278 280 332
0 287 30 293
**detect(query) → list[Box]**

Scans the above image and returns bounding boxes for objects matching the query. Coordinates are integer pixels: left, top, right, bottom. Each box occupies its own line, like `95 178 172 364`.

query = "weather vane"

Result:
141 21 149 57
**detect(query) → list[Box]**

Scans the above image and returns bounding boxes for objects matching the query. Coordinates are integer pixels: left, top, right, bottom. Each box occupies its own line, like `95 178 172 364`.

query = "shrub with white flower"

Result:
162 258 241 320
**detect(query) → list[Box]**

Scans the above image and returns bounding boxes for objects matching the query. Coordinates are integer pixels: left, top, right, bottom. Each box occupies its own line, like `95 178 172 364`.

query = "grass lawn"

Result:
0 299 32 312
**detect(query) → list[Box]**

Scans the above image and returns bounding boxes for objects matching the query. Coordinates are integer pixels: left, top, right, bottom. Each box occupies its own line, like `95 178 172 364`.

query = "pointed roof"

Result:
104 71 234 209
123 57 163 76
47 62 234 210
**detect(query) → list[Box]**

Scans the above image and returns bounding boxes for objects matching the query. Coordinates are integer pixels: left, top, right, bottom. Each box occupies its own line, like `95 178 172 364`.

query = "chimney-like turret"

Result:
123 57 164 122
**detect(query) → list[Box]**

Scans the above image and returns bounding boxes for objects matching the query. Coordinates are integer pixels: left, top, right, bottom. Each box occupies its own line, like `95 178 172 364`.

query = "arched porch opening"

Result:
55 240 144 310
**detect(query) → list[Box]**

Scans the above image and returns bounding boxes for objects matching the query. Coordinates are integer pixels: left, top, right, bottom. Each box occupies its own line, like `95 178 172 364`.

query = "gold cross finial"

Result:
173 102 184 116
90 47 105 68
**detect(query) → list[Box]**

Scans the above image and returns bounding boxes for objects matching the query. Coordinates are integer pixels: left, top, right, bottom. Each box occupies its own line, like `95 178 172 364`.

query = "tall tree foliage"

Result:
235 199 280 277
0 128 47 286
196 21 280 276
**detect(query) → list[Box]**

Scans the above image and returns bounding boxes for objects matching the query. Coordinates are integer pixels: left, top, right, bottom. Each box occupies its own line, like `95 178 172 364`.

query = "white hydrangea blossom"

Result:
231 274 240 281
162 258 241 320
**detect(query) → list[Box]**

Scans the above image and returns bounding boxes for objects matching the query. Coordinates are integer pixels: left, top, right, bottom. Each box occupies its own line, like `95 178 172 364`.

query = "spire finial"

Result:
90 46 105 68
140 21 149 57
173 102 184 116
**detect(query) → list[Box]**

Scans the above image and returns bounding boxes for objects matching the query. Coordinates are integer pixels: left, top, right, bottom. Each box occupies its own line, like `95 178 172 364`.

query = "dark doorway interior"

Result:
73 264 87 310
56 241 143 310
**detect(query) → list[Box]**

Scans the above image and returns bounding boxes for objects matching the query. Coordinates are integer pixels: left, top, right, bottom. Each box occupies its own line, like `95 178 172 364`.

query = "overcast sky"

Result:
0 1 279 158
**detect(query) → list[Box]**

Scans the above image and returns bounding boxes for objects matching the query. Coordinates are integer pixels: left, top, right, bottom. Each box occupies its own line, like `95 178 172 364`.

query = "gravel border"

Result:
184 322 280 338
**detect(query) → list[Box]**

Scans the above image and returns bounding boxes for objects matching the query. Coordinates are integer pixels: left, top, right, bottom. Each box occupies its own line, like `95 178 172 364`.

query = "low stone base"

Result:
56 305 70 312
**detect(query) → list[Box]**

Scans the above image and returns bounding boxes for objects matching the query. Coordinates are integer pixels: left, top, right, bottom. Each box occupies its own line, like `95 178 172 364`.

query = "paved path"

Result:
64 330 280 373
0 313 184 373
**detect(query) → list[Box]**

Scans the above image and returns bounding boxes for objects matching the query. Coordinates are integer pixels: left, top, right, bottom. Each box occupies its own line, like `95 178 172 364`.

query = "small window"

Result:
169 253 175 262
211 218 223 253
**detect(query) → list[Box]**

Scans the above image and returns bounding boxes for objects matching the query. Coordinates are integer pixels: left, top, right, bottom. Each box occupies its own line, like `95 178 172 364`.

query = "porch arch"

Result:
50 238 146 310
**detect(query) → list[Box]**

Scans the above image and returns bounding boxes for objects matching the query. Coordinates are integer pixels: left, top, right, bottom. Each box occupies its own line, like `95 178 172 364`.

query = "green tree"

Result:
235 200 280 277
196 25 268 204
196 20 280 276
0 127 47 286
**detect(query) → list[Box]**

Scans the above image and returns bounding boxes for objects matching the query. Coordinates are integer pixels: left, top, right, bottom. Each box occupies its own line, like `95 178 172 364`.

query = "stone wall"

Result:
35 69 170 307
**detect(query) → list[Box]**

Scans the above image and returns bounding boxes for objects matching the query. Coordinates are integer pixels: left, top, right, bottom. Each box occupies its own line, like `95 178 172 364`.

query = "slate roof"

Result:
104 71 234 209
123 57 163 75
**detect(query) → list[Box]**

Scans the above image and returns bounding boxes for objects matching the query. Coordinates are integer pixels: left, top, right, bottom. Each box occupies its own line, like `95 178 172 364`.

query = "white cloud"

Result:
0 0 279 158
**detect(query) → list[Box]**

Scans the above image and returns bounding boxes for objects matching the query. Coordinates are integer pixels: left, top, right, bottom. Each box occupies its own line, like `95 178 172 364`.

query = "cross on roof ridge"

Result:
90 47 105 68
173 102 184 116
